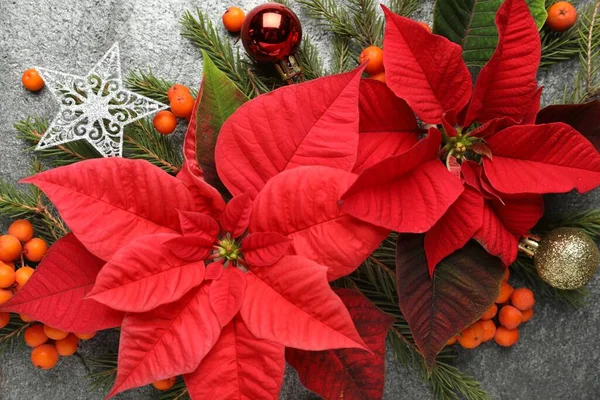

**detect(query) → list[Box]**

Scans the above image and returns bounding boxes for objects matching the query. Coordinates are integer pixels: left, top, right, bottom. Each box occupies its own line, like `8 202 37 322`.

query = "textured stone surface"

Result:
0 0 599 399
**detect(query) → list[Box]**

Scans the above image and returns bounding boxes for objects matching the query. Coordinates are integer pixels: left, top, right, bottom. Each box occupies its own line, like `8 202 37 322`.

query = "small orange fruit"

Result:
55 334 79 356
3 261 15 270
15 266 35 288
503 268 510 282
0 263 16 288
418 21 432 32
31 344 59 370
359 46 385 76
22 69 45 92
74 331 97 340
23 238 48 262
222 7 246 33
479 320 496 342
170 93 195 119
0 289 13 305
499 305 523 329
43 325 68 341
496 282 514 304
546 2 577 32
521 308 534 322
20 314 35 323
481 303 498 320
167 84 191 102
0 312 9 329
0 235 22 262
153 110 178 135
494 326 519 347
152 377 177 391
457 323 483 349
25 324 49 347
511 288 535 311
369 72 386 83
446 336 457 345
8 219 34 242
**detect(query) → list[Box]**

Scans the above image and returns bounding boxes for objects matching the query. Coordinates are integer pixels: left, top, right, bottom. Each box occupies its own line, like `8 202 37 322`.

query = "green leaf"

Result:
195 52 248 189
433 0 547 67
395 235 504 370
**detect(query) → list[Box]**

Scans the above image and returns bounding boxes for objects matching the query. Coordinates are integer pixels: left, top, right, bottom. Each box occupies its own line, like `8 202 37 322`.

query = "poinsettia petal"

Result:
441 110 458 138
424 187 484 276
209 268 247 327
177 210 220 239
474 202 519 266
87 234 205 313
215 68 364 199
492 194 544 237
205 262 224 281
461 160 504 202
286 288 394 400
183 88 204 178
522 87 543 125
222 193 253 238
382 5 472 123
341 129 464 232
0 234 123 332
177 161 226 218
464 0 541 126
354 80 419 174
21 159 195 261
484 123 600 194
184 316 285 400
240 255 367 351
107 285 221 398
536 100 600 150
250 166 388 281
162 236 215 262
242 232 292 267
469 117 517 138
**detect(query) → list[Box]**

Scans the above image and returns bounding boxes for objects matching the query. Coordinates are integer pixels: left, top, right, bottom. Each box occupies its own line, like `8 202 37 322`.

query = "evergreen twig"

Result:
87 353 118 393
331 36 357 73
123 119 183 174
160 379 190 400
0 315 30 356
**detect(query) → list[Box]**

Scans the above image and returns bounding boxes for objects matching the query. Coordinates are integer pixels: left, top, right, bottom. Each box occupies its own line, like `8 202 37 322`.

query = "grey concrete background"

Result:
0 0 599 399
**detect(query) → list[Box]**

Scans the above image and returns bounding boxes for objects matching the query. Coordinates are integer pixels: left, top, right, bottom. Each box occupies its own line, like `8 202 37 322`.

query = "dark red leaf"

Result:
471 142 493 160
221 193 253 238
209 268 247 327
536 100 600 149
242 232 291 267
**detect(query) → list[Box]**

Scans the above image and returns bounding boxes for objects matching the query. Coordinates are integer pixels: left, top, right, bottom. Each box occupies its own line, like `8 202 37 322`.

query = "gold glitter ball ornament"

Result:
530 228 600 290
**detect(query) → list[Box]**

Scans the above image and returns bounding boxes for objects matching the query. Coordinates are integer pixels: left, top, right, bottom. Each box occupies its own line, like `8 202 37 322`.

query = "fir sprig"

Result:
87 353 118 393
0 315 30 355
123 119 183 174
160 379 190 400
125 69 199 104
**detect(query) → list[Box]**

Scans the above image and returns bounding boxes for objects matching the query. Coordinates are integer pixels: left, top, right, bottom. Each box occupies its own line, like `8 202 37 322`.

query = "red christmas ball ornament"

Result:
241 3 303 83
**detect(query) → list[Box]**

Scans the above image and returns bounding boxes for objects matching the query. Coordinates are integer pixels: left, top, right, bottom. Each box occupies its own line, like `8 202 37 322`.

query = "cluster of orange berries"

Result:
448 269 536 349
152 84 196 135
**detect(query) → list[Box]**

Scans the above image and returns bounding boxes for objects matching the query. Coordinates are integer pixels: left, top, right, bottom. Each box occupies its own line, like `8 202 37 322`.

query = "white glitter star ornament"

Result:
35 43 168 157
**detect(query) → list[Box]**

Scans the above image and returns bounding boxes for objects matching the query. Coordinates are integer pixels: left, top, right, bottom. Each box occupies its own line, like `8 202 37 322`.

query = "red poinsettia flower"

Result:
340 0 600 274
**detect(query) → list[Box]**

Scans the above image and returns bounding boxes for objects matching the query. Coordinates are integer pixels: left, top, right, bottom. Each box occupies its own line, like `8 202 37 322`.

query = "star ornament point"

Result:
35 43 168 157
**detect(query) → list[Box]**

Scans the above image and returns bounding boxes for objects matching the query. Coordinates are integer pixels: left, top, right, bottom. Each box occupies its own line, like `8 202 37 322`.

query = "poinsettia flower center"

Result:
217 237 240 261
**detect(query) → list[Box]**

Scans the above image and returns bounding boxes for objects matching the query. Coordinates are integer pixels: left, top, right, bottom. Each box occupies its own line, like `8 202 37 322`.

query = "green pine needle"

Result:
0 315 30 356
87 353 118 393
123 119 183 174
160 379 190 400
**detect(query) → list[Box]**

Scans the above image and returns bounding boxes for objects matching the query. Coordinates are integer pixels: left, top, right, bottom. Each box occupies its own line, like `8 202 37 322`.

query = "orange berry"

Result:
15 266 35 288
0 289 13 305
22 69 45 92
222 6 246 33
25 324 49 347
55 334 79 356
480 303 498 320
418 21 432 32
43 325 68 341
511 287 535 311
153 110 178 135
167 84 191 102
546 2 577 32
0 235 22 262
170 93 195 119
521 308 534 322
457 323 483 349
23 238 48 262
1 261 15 270
0 263 16 288
74 331 97 340
498 305 523 329
20 314 35 323
496 282 514 304
369 72 386 83
359 46 385 76
479 320 496 342
503 268 510 282
31 344 59 370
8 219 34 242
446 336 457 345
494 326 519 347
0 312 9 329
152 377 177 391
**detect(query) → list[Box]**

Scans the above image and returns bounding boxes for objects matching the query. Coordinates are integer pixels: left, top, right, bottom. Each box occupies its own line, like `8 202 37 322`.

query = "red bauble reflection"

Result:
241 4 302 63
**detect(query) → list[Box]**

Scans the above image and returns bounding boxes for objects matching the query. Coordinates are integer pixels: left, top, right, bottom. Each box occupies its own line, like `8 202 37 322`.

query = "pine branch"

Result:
123 119 183 174
331 36 357 73
539 209 600 239
160 379 190 400
389 0 421 18
298 36 327 80
87 353 118 393
0 315 29 356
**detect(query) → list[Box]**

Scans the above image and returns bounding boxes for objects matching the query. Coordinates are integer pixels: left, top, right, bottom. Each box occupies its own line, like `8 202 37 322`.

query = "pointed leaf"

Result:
354 80 419 174
250 166 388 281
536 100 600 150
522 87 543 124
184 317 285 400
484 123 600 194
341 129 465 232
286 288 394 400
176 163 226 218
205 262 224 281
178 210 220 239
1 234 123 332
87 234 205 313
396 234 504 370
215 68 364 199
241 232 291 267
464 0 541 126
222 193 253 238
107 286 221 398
162 235 214 262
209 268 247 327
240 255 367 351
382 5 472 123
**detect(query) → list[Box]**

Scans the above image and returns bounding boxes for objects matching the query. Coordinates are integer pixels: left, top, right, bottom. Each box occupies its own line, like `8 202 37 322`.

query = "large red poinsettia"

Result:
341 0 600 274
